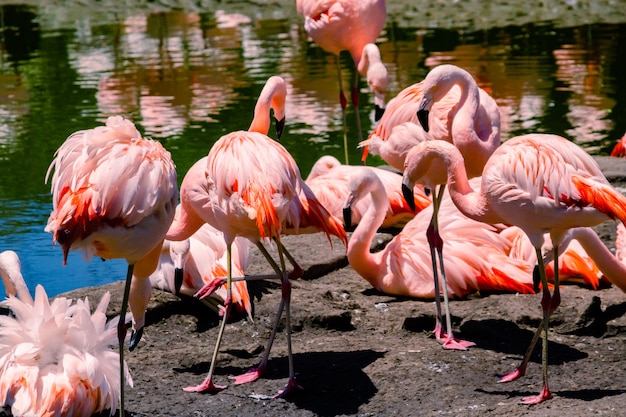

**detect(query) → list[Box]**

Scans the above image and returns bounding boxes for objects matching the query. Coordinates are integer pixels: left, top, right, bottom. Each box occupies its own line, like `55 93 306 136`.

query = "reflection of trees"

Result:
94 10 246 139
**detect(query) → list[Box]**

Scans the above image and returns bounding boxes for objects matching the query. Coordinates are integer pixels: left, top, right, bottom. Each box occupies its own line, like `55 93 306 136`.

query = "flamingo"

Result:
343 170 535 299
165 75 347 396
148 222 252 320
402 134 626 404
305 155 431 231
44 115 178 416
365 64 501 350
296 0 388 163
359 64 500 172
609 131 626 157
0 250 130 417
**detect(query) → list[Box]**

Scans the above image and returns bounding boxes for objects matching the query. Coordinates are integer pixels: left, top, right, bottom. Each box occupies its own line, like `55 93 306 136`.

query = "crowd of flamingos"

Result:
1 0 626 416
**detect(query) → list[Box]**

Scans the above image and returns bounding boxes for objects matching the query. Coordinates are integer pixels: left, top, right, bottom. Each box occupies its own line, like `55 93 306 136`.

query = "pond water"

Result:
0 0 625 297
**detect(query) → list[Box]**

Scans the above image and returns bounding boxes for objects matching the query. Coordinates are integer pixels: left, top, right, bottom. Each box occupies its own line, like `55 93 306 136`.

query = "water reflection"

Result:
0 2 625 297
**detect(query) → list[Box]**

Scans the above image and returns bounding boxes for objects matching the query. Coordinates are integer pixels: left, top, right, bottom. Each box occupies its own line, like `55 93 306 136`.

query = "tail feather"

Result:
295 185 348 246
475 268 535 295
546 251 602 289
572 176 626 225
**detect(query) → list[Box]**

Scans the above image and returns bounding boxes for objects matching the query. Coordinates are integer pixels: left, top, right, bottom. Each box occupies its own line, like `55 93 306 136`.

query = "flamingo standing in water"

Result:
165 75 347 397
296 0 388 163
45 116 178 416
0 250 130 417
305 155 431 231
365 64 500 350
402 135 626 404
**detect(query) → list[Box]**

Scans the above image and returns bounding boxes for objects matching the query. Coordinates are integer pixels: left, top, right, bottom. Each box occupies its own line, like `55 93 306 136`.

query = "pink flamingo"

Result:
359 64 500 172
402 134 626 404
609 131 626 157
149 222 252 320
165 75 347 397
343 170 535 299
305 155 431 230
296 0 388 163
367 64 501 349
0 250 131 417
45 115 178 416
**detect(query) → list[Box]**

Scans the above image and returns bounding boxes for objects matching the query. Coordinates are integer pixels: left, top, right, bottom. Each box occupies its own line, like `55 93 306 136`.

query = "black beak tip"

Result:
375 105 385 122
275 117 285 139
417 109 430 132
174 267 184 296
129 327 144 352
342 207 353 232
402 184 416 211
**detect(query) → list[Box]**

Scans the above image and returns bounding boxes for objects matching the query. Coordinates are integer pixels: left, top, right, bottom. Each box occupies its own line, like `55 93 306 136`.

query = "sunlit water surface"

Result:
0 1 625 297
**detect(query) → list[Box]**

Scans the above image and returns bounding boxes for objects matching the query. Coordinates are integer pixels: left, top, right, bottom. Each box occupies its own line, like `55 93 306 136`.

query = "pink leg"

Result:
231 242 303 397
428 187 474 350
499 246 561 404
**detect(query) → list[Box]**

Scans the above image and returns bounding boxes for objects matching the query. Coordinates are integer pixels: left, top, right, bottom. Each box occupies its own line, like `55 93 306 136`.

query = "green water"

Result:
0 2 625 297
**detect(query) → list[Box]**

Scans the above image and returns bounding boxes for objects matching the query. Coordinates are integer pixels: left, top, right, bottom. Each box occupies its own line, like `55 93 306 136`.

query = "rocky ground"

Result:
7 157 626 417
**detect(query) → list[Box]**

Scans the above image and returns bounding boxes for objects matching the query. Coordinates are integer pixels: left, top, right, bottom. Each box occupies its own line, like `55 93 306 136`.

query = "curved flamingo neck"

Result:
418 143 498 225
346 178 388 285
445 70 497 178
0 251 34 305
248 76 286 135
569 227 626 293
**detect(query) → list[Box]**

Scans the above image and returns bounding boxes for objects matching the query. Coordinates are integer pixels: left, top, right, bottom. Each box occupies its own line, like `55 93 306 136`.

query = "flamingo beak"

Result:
375 104 385 121
417 97 431 132
275 117 285 140
402 183 416 211
343 205 352 232
129 327 144 352
174 267 183 296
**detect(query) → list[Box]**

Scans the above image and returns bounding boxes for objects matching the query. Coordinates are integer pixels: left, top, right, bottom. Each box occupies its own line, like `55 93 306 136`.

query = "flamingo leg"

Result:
117 264 134 417
194 241 304 301
429 185 475 350
232 241 303 397
351 69 364 147
499 246 560 404
183 246 233 393
336 56 349 165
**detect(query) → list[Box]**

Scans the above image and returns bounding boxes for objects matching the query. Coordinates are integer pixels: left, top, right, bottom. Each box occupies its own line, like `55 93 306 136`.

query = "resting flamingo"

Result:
402 135 626 404
343 170 535 299
0 250 130 417
365 64 500 349
165 75 347 397
148 222 252 320
305 155 431 231
45 115 178 416
296 0 388 163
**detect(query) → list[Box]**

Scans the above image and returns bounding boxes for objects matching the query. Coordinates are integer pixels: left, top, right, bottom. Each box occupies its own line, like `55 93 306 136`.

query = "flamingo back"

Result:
45 116 178 264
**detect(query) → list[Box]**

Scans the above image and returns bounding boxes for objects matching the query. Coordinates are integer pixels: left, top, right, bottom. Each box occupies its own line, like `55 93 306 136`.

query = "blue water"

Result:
0 2 625 298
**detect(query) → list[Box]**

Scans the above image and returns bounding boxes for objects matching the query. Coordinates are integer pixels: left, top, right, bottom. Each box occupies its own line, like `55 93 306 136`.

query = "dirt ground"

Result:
15 156 626 417
72 233 626 417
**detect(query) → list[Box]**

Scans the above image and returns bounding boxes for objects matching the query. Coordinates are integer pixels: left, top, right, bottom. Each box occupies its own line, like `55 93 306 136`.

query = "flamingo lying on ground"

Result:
296 0 388 163
45 115 178 416
343 170 534 299
165 75 347 397
0 250 129 417
148 222 252 320
402 134 626 404
305 155 430 231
